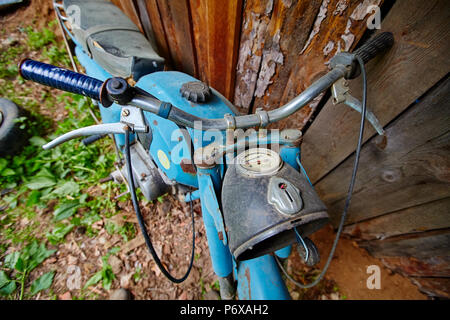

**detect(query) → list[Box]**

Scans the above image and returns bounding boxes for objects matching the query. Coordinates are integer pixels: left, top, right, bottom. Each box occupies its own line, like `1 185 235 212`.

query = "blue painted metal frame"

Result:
74 43 302 300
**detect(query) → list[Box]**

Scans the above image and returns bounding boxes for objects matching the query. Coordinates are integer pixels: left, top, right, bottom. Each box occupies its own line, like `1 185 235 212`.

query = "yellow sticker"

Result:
157 150 171 170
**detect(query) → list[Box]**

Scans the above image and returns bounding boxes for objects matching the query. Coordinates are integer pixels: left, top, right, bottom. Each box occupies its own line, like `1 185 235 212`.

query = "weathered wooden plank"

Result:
233 0 322 113
188 0 209 83
380 255 450 278
110 0 144 33
359 229 450 260
344 198 450 241
315 77 450 226
255 0 382 130
410 277 450 298
140 0 173 68
156 0 197 76
189 0 243 100
302 0 450 183
233 0 275 112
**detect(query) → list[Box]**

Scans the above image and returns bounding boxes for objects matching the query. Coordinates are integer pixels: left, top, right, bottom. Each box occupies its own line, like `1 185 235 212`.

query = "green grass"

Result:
0 19 70 108
0 241 55 299
105 221 136 242
24 21 57 50
0 22 121 299
0 45 25 78
133 266 144 283
83 247 120 291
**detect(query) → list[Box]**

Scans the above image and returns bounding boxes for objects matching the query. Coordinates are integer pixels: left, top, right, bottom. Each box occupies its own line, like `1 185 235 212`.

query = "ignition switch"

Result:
268 177 303 215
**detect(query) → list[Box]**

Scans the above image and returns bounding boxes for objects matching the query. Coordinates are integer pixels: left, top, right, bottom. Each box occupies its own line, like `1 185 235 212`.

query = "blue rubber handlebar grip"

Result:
19 59 104 101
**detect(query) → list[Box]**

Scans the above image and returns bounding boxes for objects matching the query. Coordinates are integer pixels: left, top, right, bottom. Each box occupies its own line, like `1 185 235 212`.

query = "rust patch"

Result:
374 134 388 150
153 120 158 126
382 256 450 278
180 159 197 175
245 267 252 299
301 0 330 54
348 224 362 238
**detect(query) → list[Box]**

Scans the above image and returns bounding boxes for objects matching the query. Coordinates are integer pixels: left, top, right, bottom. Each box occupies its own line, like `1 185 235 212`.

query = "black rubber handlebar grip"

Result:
19 59 104 101
353 32 394 64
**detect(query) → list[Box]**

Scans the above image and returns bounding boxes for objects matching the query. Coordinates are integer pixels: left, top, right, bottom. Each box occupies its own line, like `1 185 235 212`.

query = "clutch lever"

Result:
43 122 128 150
331 78 385 135
43 106 149 150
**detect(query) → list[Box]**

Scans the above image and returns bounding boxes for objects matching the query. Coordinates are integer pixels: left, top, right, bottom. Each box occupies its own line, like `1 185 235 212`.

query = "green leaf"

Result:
0 271 11 288
15 257 25 272
30 271 55 295
29 136 47 147
19 241 56 272
102 267 115 291
1 168 15 177
4 251 20 270
37 167 54 177
0 158 7 172
26 190 42 207
25 176 56 190
46 223 74 245
0 280 16 296
108 247 120 256
79 193 88 203
4 181 17 189
50 181 80 197
84 271 102 289
40 181 80 201
101 246 120 265
53 201 80 221
28 244 56 272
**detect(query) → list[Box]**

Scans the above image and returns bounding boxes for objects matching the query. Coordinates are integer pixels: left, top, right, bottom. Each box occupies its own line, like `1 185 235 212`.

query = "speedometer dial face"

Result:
236 148 282 177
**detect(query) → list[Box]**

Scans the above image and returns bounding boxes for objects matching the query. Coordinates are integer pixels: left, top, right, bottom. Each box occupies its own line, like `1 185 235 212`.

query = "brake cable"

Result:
124 127 196 283
275 55 368 289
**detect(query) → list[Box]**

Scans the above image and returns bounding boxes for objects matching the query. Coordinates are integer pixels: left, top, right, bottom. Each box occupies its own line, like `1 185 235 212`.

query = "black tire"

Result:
0 98 28 157
296 237 320 267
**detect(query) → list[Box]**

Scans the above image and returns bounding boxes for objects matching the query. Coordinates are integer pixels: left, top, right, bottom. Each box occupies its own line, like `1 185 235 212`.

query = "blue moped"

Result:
18 0 393 300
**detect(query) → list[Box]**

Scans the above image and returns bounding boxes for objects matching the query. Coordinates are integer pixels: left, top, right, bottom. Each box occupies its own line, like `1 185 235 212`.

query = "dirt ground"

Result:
0 0 428 300
308 225 426 300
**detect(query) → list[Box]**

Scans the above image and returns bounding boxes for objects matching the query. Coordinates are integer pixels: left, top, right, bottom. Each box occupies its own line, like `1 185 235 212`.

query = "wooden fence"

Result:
109 0 450 298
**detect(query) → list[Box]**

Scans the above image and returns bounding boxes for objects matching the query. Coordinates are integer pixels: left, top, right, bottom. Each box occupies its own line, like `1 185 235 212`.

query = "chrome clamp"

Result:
224 113 236 130
255 108 270 128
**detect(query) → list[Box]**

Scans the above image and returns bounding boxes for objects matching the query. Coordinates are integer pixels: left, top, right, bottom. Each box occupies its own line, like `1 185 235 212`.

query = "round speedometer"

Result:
236 148 282 177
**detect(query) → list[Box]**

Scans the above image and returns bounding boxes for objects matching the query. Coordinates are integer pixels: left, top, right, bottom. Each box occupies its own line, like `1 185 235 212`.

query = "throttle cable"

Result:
124 128 196 283
275 55 368 289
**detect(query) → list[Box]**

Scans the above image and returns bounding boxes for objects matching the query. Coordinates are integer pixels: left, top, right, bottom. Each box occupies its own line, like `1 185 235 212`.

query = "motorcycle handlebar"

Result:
19 32 394 130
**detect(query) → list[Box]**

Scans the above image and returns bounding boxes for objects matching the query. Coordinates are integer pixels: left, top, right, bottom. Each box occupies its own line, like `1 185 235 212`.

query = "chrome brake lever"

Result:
43 106 148 150
331 78 385 136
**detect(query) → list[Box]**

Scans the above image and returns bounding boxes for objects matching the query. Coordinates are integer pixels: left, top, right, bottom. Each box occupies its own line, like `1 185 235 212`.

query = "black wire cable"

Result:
124 128 196 283
275 55 368 288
